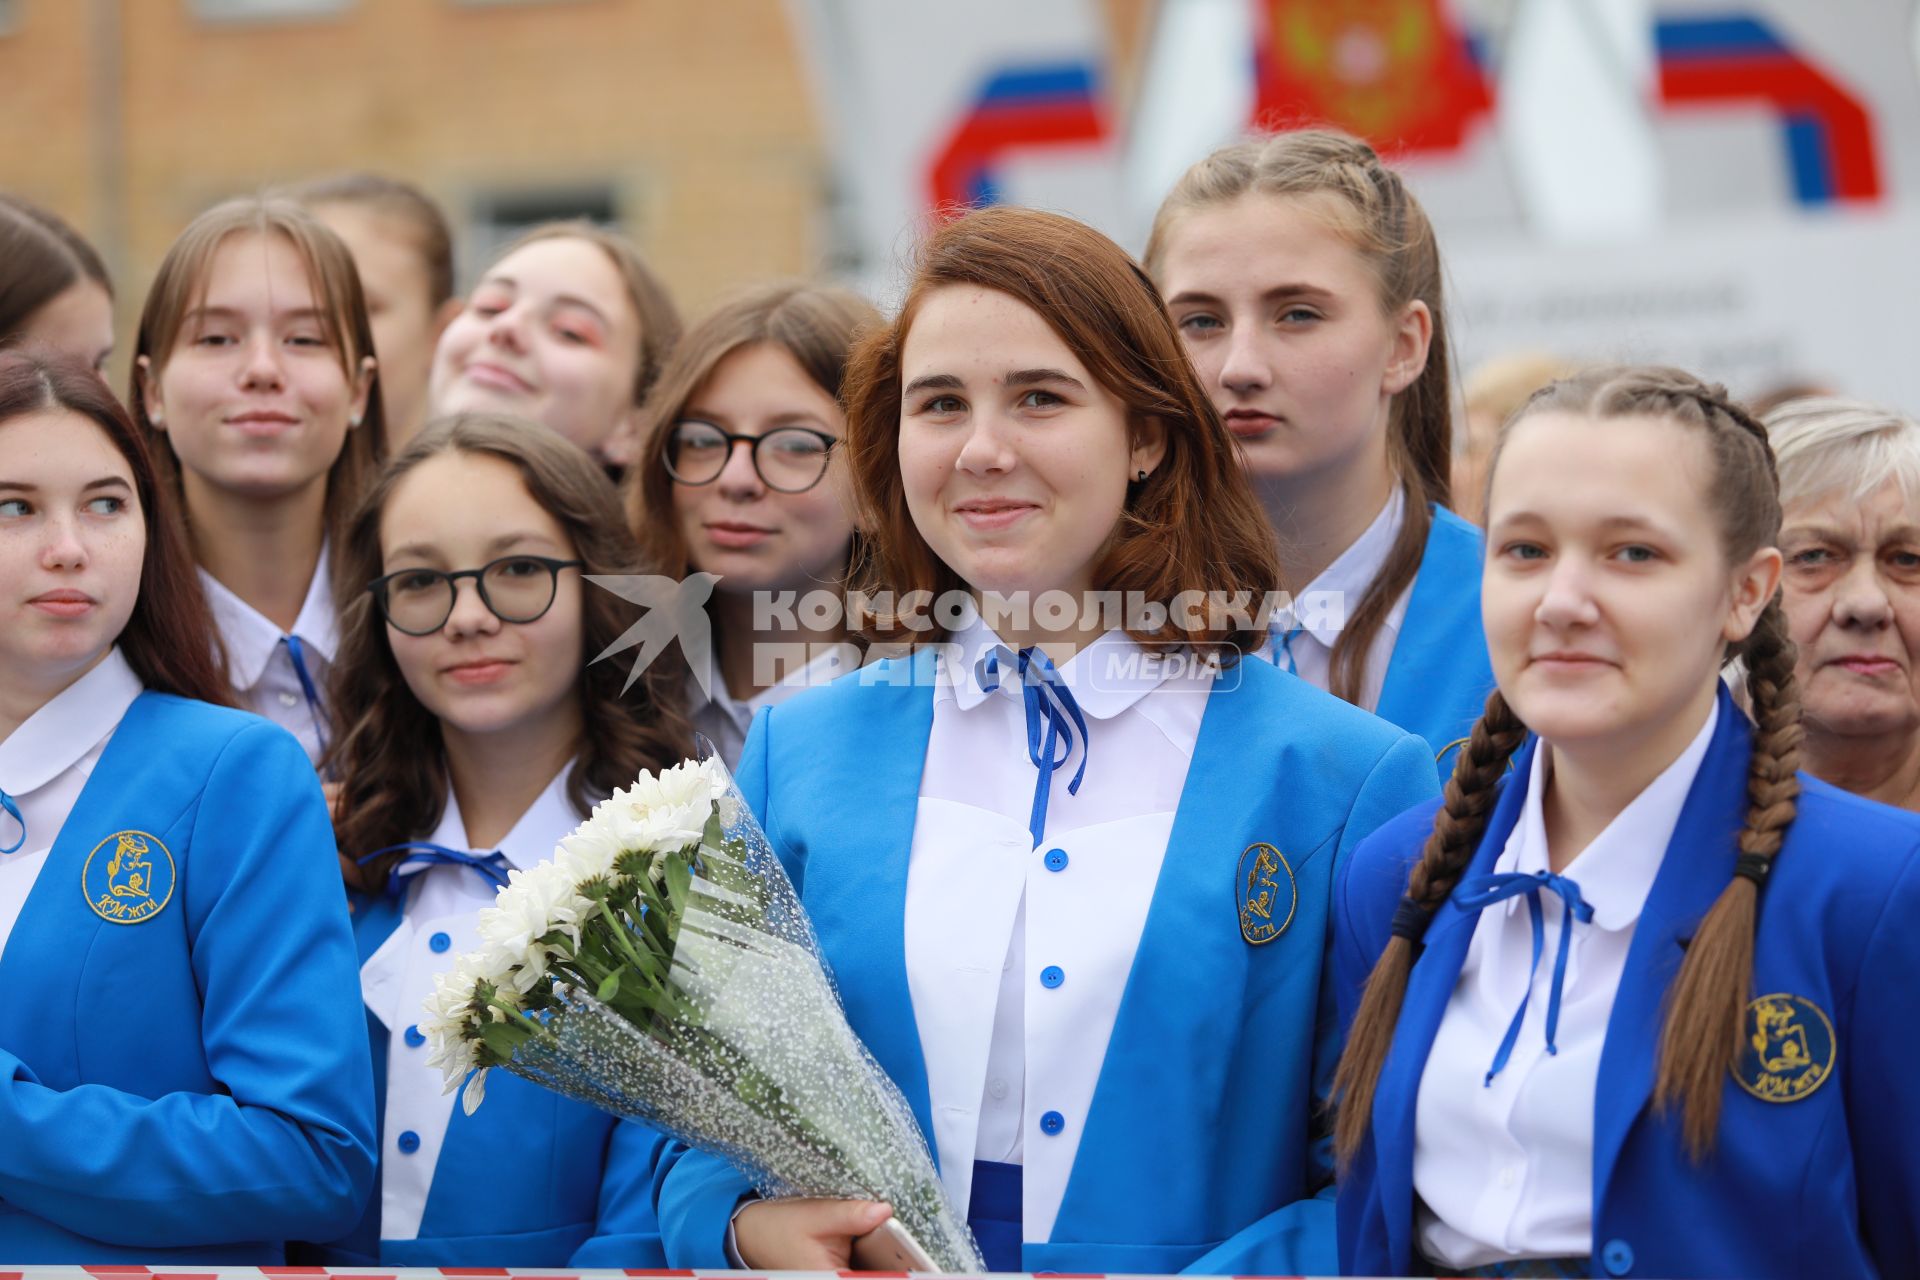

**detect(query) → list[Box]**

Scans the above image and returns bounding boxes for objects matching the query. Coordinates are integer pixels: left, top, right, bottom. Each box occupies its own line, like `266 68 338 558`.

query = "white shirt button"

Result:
277 691 300 708
987 1078 1010 1101
1498 1165 1517 1188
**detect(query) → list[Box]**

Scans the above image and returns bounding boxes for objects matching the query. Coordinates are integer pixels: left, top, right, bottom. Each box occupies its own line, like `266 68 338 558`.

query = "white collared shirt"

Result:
904 617 1212 1242
200 543 337 765
1264 487 1411 711
0 649 145 951
1414 701 1719 1268
688 641 859 768
358 766 581 1242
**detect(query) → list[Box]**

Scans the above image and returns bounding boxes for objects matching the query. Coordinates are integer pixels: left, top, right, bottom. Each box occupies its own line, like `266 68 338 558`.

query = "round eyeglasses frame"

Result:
662 421 840 493
367 555 585 637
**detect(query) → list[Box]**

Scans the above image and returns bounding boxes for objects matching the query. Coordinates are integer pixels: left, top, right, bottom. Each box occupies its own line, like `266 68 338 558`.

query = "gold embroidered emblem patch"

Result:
1237 842 1297 944
1734 993 1835 1103
82 830 175 925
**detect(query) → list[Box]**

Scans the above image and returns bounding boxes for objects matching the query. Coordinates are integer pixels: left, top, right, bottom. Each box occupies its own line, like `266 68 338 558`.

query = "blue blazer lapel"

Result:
349 890 405 963
1591 689 1748 1200
1375 506 1495 763
797 653 941 1156
1371 736 1534 1269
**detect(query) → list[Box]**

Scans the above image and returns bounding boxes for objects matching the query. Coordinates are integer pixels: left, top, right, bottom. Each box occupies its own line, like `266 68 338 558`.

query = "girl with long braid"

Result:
1332 367 1920 1279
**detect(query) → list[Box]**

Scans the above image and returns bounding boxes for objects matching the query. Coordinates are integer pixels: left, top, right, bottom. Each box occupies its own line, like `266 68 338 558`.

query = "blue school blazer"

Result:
315 890 670 1267
0 693 375 1263
1335 684 1920 1279
654 649 1439 1275
1374 505 1496 774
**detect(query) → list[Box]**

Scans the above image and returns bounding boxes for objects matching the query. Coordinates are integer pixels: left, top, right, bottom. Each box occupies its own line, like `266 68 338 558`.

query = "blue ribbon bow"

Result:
283 634 330 758
1452 869 1596 1085
358 842 512 897
1270 615 1304 675
978 646 1090 848
0 788 23 855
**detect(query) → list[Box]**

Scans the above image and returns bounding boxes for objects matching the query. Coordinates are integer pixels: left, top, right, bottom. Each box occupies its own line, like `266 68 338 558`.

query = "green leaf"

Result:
596 969 622 1001
478 1019 530 1061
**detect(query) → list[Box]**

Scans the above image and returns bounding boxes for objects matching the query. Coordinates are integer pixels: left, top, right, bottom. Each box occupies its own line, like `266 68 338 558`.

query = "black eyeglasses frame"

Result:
663 420 841 493
367 555 586 636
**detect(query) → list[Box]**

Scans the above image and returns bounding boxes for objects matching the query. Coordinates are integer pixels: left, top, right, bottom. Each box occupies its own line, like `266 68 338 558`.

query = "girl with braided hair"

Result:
1146 129 1495 773
1332 366 1920 1278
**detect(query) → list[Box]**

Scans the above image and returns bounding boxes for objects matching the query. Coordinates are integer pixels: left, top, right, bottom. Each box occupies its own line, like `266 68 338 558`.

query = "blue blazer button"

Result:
428 931 452 953
403 1024 426 1048
397 1130 421 1154
1044 848 1069 872
1039 1110 1065 1136
1040 965 1065 989
1602 1239 1634 1275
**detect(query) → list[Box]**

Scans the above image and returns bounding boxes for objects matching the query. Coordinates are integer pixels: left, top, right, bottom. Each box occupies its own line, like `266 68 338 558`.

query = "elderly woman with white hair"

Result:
1768 395 1920 809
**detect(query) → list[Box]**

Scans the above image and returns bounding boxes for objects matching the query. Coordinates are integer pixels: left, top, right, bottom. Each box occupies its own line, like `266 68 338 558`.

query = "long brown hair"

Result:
326 413 692 892
629 279 879 590
0 195 111 346
1332 365 1800 1165
840 205 1278 659
129 196 389 607
1144 129 1453 699
0 348 228 705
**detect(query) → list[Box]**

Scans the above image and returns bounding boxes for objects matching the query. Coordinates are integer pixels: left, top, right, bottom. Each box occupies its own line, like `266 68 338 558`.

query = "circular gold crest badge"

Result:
1237 842 1297 945
1734 992 1835 1103
82 830 176 925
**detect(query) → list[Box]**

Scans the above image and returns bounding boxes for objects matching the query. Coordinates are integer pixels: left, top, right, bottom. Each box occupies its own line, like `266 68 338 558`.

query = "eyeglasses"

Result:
663 420 839 493
368 555 584 636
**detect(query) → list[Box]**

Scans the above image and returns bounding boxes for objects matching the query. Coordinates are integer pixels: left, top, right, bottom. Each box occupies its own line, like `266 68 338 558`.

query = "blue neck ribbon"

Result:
358 842 512 897
282 634 330 758
1452 869 1596 1085
1274 620 1304 675
0 788 23 855
978 646 1090 848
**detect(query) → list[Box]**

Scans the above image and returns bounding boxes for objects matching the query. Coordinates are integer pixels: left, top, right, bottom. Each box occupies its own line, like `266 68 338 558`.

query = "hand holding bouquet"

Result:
421 755 982 1273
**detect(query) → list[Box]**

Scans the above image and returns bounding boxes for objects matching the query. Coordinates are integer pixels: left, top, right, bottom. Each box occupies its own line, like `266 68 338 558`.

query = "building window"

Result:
467 185 622 269
190 0 353 23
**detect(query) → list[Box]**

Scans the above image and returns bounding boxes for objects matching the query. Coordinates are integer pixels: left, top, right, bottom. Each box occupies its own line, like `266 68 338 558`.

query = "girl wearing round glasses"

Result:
630 282 879 766
318 414 690 1266
0 349 373 1261
649 209 1439 1275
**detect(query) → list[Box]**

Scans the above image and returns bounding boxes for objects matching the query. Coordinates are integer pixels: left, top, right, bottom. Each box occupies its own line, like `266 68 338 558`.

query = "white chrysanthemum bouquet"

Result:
422 754 981 1273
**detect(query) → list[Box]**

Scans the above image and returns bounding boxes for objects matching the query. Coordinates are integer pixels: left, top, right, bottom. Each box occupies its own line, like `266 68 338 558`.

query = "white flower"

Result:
556 821 623 882
480 862 586 956
420 951 493 1093
461 1067 490 1115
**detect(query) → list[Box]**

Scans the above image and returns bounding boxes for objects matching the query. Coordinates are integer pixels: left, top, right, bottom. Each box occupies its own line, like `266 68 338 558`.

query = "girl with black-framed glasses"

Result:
312 413 691 1268
628 281 881 767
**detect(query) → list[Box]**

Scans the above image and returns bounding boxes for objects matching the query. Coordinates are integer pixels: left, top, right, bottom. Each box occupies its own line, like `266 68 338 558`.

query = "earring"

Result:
150 411 164 428
349 413 363 428
1136 469 1148 482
